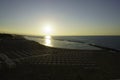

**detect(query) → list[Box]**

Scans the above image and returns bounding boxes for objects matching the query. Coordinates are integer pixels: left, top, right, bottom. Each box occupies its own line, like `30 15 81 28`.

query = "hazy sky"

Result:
0 0 120 36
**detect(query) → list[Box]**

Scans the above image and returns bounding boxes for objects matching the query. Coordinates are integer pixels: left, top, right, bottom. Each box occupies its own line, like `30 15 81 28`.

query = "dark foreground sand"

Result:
0 37 120 80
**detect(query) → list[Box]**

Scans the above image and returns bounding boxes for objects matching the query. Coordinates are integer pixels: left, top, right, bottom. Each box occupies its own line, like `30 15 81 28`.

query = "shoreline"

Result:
25 36 120 52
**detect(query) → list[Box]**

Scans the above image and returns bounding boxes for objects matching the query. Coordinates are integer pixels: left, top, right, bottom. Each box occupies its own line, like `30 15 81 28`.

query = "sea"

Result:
25 36 120 51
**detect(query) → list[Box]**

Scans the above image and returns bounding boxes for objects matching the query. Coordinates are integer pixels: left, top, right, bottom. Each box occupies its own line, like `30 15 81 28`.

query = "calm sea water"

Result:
25 36 120 50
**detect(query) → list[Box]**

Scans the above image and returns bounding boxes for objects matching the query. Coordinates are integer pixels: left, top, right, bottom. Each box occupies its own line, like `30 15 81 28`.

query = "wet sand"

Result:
0 38 120 80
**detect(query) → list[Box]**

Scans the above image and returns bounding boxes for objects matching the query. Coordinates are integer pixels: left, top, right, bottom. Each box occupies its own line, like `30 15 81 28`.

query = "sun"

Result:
43 24 52 35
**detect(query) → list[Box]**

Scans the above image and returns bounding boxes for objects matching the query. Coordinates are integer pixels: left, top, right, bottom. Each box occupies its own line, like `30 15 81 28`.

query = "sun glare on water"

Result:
45 35 52 46
42 23 53 46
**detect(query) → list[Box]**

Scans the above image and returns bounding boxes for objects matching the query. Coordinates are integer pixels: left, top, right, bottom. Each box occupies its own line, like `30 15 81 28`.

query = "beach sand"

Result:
0 36 120 80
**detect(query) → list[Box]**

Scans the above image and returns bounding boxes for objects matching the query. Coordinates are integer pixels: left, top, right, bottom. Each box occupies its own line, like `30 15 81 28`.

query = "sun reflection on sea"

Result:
44 35 52 46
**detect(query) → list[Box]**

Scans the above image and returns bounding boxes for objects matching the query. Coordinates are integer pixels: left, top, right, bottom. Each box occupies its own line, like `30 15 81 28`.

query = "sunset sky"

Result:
0 0 120 36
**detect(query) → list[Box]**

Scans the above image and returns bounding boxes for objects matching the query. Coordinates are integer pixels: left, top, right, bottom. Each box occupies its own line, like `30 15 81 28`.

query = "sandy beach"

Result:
0 35 120 80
